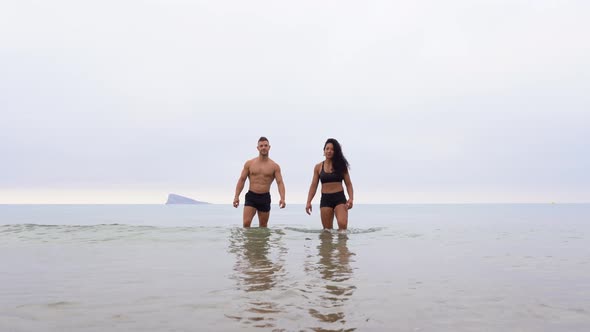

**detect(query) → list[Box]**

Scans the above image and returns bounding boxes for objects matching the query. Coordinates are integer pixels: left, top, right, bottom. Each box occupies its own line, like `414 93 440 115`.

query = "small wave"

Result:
46 301 77 308
284 227 383 234
0 223 228 244
0 223 225 230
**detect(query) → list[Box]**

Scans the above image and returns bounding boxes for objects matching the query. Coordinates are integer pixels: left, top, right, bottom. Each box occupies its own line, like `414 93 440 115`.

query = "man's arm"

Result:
275 164 286 209
233 161 249 208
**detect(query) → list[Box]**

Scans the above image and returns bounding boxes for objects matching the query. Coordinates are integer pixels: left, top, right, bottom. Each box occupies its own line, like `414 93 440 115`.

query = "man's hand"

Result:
279 200 286 209
233 197 239 208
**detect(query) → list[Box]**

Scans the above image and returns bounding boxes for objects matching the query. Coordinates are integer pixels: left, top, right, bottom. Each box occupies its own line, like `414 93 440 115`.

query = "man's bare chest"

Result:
249 165 275 178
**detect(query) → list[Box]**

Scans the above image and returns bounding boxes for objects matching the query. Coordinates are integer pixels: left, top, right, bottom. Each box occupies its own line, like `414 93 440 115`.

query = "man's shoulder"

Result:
243 158 257 167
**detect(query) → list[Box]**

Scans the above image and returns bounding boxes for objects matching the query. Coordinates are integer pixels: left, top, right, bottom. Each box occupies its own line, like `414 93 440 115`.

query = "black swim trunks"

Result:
245 190 271 212
320 191 347 209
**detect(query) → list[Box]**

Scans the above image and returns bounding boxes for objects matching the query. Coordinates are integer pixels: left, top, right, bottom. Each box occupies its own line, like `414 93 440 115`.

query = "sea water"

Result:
1 204 589 331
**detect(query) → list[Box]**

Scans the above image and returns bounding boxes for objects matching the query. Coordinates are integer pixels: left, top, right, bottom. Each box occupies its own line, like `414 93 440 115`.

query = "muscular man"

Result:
233 136 286 227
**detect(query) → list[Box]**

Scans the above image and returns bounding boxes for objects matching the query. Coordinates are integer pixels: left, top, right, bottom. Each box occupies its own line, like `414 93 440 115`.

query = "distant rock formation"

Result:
165 193 209 205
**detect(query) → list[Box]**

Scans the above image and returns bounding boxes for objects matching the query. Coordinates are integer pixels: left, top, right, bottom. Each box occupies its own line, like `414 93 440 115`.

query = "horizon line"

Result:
1 202 588 205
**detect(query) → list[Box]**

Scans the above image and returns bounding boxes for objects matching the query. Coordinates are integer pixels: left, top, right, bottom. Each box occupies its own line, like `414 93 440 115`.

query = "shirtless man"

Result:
233 137 286 227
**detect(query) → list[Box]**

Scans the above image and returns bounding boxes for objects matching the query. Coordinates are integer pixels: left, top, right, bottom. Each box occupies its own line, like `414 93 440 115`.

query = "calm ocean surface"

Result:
1 204 589 331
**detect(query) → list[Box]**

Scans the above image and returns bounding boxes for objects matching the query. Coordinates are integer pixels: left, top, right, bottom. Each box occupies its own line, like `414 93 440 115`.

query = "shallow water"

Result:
1 204 589 331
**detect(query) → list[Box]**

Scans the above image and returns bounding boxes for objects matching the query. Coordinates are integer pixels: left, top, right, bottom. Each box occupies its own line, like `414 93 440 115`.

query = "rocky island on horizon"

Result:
165 193 209 205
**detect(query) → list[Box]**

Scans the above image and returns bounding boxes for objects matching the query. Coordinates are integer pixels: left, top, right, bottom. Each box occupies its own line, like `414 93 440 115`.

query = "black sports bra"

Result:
319 162 343 184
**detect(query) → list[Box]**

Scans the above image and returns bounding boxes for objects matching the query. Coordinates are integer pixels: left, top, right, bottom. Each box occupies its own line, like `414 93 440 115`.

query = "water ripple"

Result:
0 224 223 244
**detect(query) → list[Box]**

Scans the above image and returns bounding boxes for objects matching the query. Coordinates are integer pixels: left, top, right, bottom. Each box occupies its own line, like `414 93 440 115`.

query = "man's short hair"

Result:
258 136 269 143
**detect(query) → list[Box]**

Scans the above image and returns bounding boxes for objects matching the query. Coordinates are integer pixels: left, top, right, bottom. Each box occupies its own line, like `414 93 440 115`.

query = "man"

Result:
233 136 286 227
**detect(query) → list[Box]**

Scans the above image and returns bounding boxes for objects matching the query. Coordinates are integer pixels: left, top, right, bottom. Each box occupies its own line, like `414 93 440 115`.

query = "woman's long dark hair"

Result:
324 138 350 175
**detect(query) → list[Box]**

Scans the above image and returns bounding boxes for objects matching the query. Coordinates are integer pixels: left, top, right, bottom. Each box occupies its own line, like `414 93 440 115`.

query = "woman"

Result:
305 138 354 230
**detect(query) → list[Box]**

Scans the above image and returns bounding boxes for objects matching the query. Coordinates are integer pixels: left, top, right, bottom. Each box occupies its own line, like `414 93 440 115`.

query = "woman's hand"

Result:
346 199 353 210
305 203 313 215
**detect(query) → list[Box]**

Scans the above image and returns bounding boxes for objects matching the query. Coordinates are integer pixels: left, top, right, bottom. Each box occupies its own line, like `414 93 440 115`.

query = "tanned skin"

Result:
234 139 286 227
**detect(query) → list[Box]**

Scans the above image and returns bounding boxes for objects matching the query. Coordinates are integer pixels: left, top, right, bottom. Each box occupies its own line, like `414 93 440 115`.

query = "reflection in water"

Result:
306 231 357 332
227 228 287 329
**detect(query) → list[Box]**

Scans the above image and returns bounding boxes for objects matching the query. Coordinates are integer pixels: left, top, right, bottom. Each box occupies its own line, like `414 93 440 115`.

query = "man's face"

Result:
257 140 270 156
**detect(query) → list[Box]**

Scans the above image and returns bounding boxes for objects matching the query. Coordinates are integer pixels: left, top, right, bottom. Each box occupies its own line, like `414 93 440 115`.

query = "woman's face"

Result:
323 143 334 159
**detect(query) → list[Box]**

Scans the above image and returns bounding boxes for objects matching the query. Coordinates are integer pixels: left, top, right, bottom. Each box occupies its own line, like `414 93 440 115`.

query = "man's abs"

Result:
248 162 275 193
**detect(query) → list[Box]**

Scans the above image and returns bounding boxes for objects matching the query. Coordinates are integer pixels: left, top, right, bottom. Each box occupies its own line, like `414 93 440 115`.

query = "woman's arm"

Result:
343 171 354 209
305 163 321 215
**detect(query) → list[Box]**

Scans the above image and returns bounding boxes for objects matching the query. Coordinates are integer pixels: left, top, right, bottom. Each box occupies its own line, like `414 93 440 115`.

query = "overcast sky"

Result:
1 1 589 204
